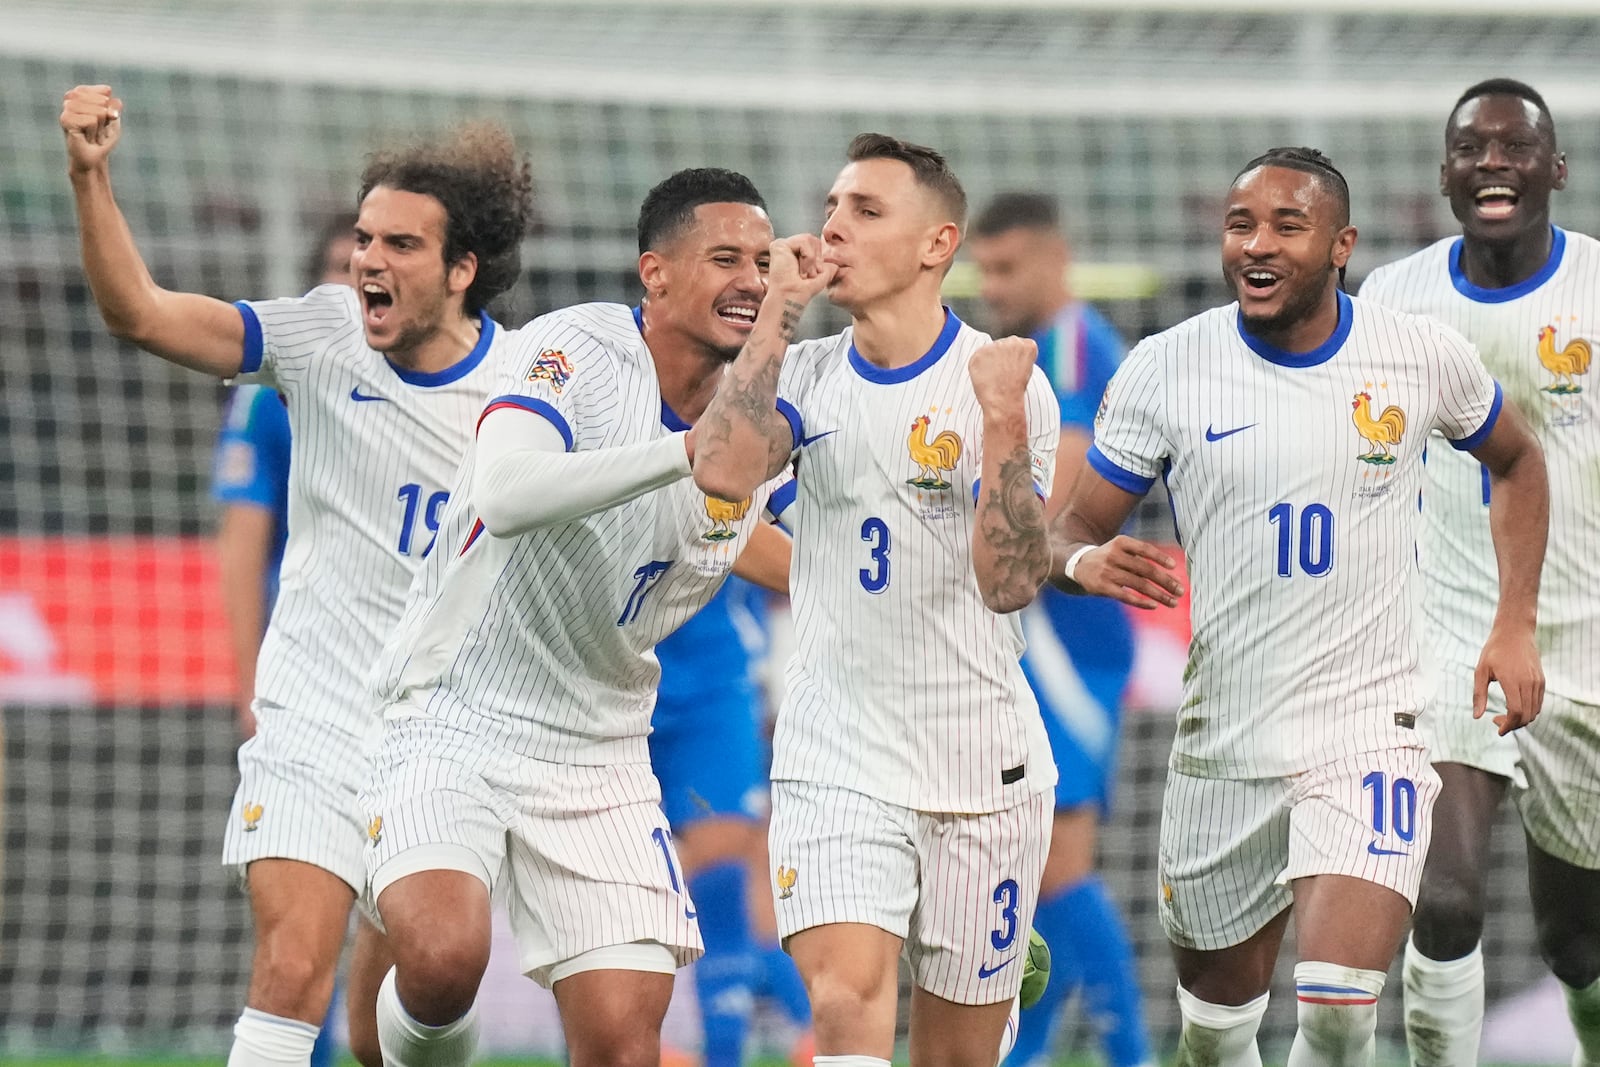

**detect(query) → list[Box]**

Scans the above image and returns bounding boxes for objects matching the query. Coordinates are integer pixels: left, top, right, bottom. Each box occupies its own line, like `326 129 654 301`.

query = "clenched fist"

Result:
969 335 1039 414
61 84 124 173
767 233 837 304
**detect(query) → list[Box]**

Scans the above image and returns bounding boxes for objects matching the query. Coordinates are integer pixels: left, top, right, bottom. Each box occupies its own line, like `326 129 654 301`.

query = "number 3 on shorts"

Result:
991 878 1020 951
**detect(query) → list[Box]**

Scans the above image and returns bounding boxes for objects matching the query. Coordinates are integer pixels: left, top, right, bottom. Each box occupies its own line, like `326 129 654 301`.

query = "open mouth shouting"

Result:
1473 185 1520 221
1238 266 1284 301
361 280 394 329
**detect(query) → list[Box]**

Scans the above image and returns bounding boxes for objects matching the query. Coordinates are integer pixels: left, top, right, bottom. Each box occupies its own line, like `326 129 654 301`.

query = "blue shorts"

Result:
649 686 766 831
1019 594 1132 816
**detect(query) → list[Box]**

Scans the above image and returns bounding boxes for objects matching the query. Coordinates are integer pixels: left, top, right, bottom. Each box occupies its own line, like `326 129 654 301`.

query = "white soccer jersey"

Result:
231 284 504 729
1361 227 1600 706
372 303 795 767
1091 291 1502 778
770 311 1060 813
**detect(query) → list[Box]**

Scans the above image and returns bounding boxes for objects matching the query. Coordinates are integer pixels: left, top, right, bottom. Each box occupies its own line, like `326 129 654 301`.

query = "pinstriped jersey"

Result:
231 284 502 729
1090 291 1502 778
771 311 1060 813
1361 227 1600 706
372 303 795 766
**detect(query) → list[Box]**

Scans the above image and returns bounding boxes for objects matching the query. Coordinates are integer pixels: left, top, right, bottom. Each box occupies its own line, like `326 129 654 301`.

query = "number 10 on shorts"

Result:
1362 770 1417 843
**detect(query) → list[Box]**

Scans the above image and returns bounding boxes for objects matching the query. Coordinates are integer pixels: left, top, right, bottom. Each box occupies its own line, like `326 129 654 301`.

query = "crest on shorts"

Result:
703 494 751 542
776 865 797 900
526 348 573 393
367 816 383 844
241 802 264 833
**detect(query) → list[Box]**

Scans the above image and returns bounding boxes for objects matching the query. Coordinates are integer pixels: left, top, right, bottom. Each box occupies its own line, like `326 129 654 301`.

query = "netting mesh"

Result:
2 0 1596 1056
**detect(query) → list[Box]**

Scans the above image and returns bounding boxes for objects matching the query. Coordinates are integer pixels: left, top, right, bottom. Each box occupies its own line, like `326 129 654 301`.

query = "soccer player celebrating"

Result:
693 134 1060 1067
969 192 1152 1067
1361 79 1600 1067
359 168 794 1067
1051 147 1548 1067
60 84 533 1067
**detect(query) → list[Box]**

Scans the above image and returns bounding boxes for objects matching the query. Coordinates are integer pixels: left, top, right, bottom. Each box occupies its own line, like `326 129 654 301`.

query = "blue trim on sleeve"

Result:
1236 290 1352 369
1449 380 1504 451
775 398 804 452
480 394 574 452
768 478 797 517
234 301 264 375
848 307 961 384
388 311 496 386
1450 227 1564 303
1086 444 1156 495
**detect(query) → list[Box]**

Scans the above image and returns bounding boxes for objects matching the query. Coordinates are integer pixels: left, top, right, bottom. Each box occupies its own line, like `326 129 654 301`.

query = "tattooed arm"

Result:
969 337 1052 614
693 234 835 502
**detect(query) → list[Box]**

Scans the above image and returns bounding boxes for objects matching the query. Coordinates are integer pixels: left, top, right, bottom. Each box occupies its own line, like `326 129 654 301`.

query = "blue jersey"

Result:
655 576 767 715
1023 303 1135 809
212 384 292 615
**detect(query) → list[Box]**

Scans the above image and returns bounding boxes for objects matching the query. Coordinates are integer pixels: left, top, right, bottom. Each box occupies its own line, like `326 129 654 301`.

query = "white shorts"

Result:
221 698 375 892
1422 652 1523 783
1515 692 1600 869
359 716 702 988
1158 747 1441 951
768 779 1050 1006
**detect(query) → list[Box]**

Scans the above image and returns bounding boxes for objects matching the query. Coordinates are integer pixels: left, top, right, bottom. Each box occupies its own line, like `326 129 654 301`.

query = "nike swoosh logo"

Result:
350 387 387 403
1204 423 1255 442
1366 841 1410 857
977 956 1016 979
800 429 837 446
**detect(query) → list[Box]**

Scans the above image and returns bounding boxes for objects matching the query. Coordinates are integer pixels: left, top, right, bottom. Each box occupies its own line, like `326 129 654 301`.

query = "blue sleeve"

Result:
1058 305 1127 431
213 388 291 513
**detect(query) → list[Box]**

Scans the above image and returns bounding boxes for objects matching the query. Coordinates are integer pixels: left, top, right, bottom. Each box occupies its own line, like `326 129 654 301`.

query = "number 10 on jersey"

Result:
1267 502 1334 578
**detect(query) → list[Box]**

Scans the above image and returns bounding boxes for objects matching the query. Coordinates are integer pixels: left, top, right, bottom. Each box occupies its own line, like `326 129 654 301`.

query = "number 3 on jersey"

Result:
860 516 890 594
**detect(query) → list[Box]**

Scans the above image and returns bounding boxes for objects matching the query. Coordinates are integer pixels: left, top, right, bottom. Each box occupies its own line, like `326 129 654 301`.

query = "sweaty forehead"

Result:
1449 94 1547 138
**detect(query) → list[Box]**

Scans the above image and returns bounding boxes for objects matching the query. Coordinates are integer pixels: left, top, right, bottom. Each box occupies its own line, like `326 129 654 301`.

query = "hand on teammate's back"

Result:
968 335 1039 414
1072 534 1184 610
60 84 124 172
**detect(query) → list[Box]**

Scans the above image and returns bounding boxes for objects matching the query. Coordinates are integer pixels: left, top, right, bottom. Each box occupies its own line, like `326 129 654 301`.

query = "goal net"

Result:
2 0 1596 1057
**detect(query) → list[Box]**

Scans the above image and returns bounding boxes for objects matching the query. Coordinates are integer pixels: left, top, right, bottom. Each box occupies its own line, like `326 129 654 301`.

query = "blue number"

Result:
1480 463 1492 507
860 517 891 593
651 826 696 919
1363 770 1418 842
396 483 422 554
420 490 450 557
397 484 451 557
618 560 673 625
1268 502 1335 578
991 878 1020 951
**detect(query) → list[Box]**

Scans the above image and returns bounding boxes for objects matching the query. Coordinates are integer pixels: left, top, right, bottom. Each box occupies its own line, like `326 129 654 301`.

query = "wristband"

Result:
1063 544 1096 583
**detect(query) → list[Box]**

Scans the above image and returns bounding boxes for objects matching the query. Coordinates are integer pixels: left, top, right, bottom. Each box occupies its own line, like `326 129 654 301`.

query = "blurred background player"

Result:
693 134 1059 1067
211 210 357 1067
61 83 533 1067
969 193 1152 1067
651 576 815 1067
359 168 795 1067
1053 147 1547 1067
1360 78 1600 1067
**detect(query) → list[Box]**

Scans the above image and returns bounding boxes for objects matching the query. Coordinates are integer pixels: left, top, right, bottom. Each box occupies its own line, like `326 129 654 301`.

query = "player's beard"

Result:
1235 263 1337 340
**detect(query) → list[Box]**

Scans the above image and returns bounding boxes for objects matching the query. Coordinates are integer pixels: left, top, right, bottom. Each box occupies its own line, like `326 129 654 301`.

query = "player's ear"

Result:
446 251 478 297
923 221 961 272
1552 152 1568 192
639 251 667 299
1331 225 1358 270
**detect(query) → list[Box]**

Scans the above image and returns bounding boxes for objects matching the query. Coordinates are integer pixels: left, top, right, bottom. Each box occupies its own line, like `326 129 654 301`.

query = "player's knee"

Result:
1293 962 1383 1063
805 965 895 1036
1411 876 1486 958
391 933 489 1024
250 944 335 1020
567 1022 660 1067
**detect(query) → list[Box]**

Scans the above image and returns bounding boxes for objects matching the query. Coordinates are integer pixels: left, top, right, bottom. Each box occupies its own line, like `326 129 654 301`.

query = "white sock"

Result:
376 965 480 1067
814 1056 893 1067
1402 936 1484 1067
997 997 1021 1064
1174 985 1269 1067
1287 961 1385 1067
1563 975 1600 1067
227 1007 320 1067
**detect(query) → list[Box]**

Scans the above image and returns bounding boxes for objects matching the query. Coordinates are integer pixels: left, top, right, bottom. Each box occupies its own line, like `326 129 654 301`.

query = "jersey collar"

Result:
1448 225 1565 304
848 307 962 384
386 309 496 386
1236 290 1352 369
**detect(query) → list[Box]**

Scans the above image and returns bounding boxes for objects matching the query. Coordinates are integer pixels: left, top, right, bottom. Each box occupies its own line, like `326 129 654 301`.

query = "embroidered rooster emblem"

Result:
907 415 963 490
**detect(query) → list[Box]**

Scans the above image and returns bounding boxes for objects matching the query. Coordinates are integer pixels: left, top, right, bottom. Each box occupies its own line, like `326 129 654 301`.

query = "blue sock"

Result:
1011 877 1151 1067
755 941 812 1027
309 980 339 1067
690 862 758 1067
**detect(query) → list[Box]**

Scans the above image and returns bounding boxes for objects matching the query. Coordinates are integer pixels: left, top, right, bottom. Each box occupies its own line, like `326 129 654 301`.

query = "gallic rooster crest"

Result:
906 414 963 490
241 802 264 832
1351 390 1406 465
702 494 751 542
1537 323 1591 395
775 864 798 899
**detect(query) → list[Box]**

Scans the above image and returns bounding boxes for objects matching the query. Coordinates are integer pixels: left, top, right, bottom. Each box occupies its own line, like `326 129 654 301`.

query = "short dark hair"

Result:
303 211 357 287
1450 77 1556 143
358 121 535 316
970 192 1059 239
637 168 767 254
846 133 968 227
1234 146 1351 228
